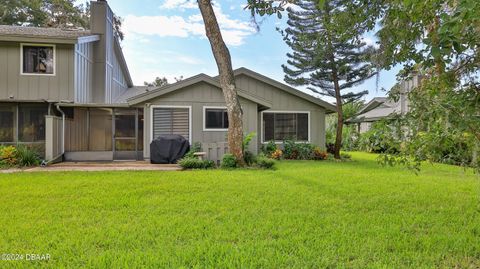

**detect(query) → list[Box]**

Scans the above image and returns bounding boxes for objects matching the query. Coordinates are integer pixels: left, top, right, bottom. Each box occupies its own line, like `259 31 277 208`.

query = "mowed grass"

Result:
0 152 479 268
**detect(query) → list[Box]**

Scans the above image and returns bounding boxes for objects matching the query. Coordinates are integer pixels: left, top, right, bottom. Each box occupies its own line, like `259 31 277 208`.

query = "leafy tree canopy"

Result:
0 0 124 40
0 0 89 28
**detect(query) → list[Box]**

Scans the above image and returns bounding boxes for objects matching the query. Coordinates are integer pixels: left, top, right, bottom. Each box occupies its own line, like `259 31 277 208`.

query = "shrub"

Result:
312 147 328 160
261 141 277 156
0 145 18 167
16 145 40 166
341 152 352 160
221 154 237 169
243 132 256 150
326 143 335 154
243 132 257 166
178 157 215 169
256 155 275 169
357 120 401 153
283 140 315 160
244 150 256 166
283 140 298 159
297 143 315 160
270 149 283 160
185 142 202 158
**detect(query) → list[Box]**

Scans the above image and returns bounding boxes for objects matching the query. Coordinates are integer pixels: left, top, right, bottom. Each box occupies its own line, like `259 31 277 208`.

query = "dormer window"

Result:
21 44 55 75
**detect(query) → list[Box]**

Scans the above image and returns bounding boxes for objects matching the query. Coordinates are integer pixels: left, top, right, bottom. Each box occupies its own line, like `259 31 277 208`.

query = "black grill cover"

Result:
150 135 190 164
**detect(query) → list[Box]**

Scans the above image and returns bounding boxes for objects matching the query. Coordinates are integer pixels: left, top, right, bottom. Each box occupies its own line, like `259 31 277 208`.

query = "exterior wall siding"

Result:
235 74 326 148
0 41 74 102
74 42 94 103
64 108 89 151
140 82 259 159
110 48 128 103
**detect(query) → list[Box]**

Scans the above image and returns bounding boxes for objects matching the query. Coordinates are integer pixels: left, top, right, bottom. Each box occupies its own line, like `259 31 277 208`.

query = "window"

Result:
152 107 190 141
18 104 48 142
204 107 228 130
262 112 309 142
0 104 15 142
21 44 55 75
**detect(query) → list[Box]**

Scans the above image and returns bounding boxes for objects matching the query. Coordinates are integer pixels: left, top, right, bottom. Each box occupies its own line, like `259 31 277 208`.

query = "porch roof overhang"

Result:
55 102 130 108
126 73 273 108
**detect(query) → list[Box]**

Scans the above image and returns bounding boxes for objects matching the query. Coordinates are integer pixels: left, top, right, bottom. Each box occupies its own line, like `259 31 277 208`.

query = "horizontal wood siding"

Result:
0 41 74 101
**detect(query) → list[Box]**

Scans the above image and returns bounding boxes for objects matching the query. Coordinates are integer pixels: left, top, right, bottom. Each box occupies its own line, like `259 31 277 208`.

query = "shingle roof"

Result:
0 25 95 42
114 86 153 103
126 73 273 109
347 100 401 123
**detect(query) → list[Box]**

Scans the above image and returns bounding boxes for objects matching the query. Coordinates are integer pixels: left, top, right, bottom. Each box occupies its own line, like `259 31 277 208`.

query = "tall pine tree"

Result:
281 0 376 159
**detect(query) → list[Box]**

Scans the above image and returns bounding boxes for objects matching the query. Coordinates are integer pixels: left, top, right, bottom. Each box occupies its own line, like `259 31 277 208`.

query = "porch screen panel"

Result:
152 108 189 141
0 104 15 142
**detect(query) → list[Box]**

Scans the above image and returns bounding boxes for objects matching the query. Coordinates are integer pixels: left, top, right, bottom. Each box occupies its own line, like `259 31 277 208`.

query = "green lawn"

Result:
0 152 479 268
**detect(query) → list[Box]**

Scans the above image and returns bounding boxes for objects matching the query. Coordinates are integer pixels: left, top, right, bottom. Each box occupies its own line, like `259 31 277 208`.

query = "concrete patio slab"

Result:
1 161 181 173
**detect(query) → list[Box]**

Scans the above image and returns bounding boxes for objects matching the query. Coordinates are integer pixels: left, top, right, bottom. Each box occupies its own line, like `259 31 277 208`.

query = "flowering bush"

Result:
0 146 18 166
0 145 40 168
270 149 283 160
312 147 328 160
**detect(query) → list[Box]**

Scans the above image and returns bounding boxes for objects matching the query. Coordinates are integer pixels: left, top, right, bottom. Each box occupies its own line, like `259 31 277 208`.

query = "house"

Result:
347 75 421 133
0 0 335 163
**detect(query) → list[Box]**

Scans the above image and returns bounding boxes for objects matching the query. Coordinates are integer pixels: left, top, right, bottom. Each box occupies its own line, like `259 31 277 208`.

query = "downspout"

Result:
55 104 65 156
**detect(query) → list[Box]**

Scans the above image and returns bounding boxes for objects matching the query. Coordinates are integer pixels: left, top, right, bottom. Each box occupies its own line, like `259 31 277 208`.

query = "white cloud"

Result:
160 0 197 10
124 15 202 38
124 2 255 46
362 37 379 48
122 46 204 84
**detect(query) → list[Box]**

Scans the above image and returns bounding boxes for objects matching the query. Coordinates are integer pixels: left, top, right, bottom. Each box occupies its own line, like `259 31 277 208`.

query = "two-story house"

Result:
347 75 421 133
0 0 336 163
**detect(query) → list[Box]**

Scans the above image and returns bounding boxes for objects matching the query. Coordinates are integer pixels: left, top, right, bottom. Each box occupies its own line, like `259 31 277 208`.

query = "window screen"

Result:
18 104 48 142
22 45 54 74
205 108 228 129
0 104 15 142
263 112 309 142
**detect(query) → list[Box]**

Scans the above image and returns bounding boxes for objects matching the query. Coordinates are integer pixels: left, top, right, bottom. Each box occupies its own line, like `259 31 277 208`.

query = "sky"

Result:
81 0 402 103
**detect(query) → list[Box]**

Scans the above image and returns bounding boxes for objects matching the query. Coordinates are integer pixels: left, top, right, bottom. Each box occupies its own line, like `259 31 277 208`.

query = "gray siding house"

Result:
0 0 335 163
348 76 421 133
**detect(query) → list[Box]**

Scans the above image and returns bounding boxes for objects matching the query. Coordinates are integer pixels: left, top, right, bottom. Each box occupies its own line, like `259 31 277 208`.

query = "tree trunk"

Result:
323 3 342 160
333 76 343 159
197 0 245 166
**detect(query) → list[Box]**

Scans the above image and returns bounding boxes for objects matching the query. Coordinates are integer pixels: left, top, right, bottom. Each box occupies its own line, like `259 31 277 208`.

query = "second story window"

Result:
21 44 55 75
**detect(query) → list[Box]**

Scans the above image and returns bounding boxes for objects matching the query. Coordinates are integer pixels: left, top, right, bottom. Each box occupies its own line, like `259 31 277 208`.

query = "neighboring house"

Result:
347 76 421 133
0 0 335 163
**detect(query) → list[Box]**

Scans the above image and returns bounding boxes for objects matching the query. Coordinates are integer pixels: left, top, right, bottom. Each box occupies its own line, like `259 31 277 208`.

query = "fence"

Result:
45 116 64 162
202 142 229 164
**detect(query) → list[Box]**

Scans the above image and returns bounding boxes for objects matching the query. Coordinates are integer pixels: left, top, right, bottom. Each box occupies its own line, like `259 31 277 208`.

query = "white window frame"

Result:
203 106 228 132
20 43 56 76
150 105 192 144
260 110 311 144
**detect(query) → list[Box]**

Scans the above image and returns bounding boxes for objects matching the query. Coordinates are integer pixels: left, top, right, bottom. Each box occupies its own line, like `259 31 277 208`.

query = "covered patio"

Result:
1 161 180 173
